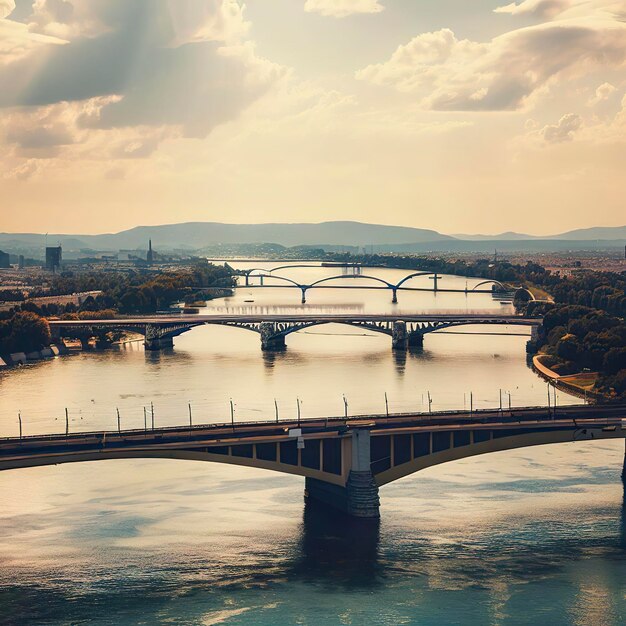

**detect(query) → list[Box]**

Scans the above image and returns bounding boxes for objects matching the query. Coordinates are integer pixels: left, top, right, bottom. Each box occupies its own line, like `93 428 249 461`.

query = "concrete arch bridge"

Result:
49 313 542 352
1 404 625 519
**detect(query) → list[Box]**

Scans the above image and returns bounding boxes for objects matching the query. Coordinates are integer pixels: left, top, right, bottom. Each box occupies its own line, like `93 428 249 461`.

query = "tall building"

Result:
18 255 25 269
46 246 62 273
0 250 10 269
147 239 154 265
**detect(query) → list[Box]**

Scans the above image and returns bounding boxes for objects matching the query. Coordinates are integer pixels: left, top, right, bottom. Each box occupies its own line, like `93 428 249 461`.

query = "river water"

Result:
0 263 624 625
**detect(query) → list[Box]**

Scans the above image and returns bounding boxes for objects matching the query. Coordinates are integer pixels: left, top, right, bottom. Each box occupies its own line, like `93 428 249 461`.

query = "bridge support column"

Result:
301 288 307 305
391 289 398 304
144 324 174 351
144 336 174 351
408 331 424 348
260 322 286 351
392 321 408 351
304 429 380 518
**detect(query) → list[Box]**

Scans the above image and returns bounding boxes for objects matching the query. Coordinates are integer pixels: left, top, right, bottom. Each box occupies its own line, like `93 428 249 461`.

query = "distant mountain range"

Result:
0 221 625 256
453 226 626 241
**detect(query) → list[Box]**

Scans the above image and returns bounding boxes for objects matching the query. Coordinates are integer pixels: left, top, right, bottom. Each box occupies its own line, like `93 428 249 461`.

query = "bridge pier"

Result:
305 429 380 518
260 322 286 351
391 289 398 304
408 331 424 348
392 321 408 350
144 336 174 351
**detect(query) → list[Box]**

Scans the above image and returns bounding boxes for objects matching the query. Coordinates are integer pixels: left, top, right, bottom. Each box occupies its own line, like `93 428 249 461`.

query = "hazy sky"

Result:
1 0 625 235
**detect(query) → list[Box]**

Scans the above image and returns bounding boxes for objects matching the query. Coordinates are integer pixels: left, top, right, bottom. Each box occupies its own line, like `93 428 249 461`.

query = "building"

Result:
45 246 62 273
0 250 10 269
147 239 154 265
18 255 25 269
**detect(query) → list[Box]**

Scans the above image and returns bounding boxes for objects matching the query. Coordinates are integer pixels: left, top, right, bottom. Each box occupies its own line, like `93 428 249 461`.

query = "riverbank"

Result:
0 343 69 368
532 354 602 401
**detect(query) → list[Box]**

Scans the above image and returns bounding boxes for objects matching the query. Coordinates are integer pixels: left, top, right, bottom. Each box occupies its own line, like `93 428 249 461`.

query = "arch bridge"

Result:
49 313 542 352
1 404 625 519
239 272 511 303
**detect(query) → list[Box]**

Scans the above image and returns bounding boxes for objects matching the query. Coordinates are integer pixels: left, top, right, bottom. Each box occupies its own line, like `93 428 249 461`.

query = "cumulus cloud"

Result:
494 0 571 19
540 112 582 142
304 0 384 18
588 81 617 106
356 20 626 111
0 0 285 138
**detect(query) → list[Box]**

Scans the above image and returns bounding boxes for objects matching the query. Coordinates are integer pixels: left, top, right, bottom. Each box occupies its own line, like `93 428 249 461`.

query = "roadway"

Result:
49 313 542 327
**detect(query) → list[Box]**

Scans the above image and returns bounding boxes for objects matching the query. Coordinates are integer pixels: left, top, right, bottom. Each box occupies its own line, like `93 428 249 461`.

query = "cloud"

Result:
494 0 571 19
0 0 15 19
0 1 286 138
304 0 384 18
587 81 617 106
540 112 582 142
356 20 626 111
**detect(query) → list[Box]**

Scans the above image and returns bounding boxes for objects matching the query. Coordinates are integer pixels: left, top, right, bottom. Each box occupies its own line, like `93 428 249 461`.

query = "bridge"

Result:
49 313 542 351
1 404 625 518
237 270 518 304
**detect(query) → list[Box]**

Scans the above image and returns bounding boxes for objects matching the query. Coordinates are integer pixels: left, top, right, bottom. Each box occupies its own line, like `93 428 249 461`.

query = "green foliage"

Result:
540 304 626 400
22 263 235 316
0 311 50 354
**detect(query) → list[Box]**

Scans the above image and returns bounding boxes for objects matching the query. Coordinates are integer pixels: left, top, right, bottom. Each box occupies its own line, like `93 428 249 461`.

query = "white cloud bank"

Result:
356 18 626 111
304 0 384 18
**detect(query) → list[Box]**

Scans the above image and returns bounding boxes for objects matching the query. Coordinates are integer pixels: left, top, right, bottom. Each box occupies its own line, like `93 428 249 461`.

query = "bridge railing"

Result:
0 403 606 444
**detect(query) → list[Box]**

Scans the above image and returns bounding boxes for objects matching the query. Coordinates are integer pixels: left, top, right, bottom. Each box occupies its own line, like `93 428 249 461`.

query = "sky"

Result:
0 0 625 236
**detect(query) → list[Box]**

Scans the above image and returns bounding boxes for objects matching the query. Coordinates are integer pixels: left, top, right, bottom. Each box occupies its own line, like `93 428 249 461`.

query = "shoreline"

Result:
531 354 602 401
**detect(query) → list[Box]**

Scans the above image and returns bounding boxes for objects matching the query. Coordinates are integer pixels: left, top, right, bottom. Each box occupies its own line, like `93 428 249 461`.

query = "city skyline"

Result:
1 0 625 235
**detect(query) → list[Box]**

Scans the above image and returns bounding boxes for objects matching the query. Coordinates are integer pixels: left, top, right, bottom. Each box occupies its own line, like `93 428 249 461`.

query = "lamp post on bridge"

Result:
230 398 235 430
343 395 348 419
274 398 279 423
117 407 121 434
188 402 193 428
385 392 389 417
18 411 22 440
296 397 301 427
65 408 69 437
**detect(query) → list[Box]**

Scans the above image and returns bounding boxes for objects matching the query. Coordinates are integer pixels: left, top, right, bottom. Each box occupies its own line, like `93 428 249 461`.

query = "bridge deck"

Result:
2 404 624 454
49 314 542 327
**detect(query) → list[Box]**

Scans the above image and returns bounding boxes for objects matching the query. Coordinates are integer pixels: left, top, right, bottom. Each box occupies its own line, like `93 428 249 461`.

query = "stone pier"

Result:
305 429 380 518
260 322 286 351
144 336 174 351
392 321 408 350
408 331 424 348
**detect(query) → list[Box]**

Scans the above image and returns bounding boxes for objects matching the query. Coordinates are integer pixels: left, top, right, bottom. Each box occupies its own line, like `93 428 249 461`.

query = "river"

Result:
0 263 624 625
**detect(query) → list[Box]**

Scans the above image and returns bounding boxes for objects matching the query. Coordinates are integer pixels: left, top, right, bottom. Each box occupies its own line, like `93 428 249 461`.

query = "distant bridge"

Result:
237 270 517 303
49 313 542 351
2 404 625 518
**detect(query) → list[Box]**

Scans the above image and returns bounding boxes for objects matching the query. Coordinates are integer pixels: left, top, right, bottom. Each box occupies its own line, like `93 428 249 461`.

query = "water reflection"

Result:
291 501 382 588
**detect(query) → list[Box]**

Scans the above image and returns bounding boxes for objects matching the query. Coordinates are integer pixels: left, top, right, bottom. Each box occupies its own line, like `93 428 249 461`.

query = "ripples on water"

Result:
0 265 625 624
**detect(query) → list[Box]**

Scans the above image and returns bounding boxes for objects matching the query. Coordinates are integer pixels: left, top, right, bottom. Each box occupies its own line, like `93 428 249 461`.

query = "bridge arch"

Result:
471 279 508 292
373 426 622 487
308 274 395 289
394 272 435 289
